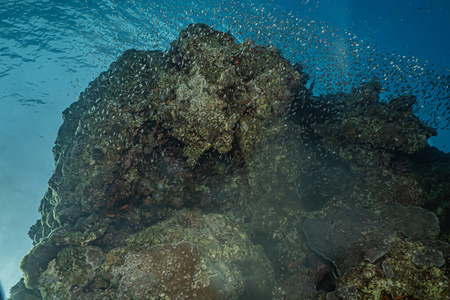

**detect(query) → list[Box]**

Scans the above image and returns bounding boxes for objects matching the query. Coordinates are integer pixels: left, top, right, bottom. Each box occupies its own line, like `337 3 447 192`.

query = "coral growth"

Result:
10 24 450 300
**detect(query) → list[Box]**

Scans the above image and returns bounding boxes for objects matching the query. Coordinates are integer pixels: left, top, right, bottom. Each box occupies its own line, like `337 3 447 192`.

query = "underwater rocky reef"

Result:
9 23 450 299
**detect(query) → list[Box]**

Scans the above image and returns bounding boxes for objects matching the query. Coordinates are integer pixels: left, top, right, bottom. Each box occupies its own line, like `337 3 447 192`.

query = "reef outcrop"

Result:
10 23 450 300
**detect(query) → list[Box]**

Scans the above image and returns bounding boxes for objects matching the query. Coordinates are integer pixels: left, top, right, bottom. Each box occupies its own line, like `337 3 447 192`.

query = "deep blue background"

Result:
278 0 450 69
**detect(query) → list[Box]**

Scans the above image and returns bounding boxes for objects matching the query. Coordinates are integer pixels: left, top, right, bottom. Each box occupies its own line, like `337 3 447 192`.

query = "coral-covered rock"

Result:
37 210 273 299
311 78 436 154
12 23 450 300
39 246 107 299
26 22 306 249
20 242 58 289
333 237 450 299
157 23 305 164
17 23 308 299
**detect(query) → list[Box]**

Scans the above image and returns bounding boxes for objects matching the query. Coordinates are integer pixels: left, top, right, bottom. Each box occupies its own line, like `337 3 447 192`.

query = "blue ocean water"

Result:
0 0 449 296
